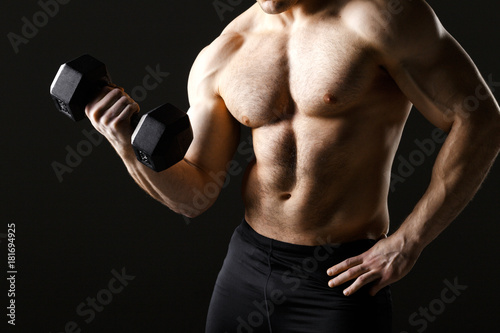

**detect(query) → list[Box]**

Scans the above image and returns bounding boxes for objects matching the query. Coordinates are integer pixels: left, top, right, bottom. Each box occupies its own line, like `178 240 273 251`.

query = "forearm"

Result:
116 145 217 218
395 116 500 251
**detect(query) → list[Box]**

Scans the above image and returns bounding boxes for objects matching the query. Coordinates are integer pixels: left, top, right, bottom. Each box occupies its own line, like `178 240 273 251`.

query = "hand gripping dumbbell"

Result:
50 54 193 172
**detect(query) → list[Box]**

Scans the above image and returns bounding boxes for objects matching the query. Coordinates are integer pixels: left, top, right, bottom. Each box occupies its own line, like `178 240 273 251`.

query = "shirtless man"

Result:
85 0 499 331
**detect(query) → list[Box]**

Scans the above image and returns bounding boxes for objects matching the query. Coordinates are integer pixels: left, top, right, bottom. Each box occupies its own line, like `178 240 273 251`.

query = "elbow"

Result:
182 212 201 219
177 178 224 218
161 171 225 219
169 202 208 219
168 204 204 219
179 208 205 219
171 194 219 219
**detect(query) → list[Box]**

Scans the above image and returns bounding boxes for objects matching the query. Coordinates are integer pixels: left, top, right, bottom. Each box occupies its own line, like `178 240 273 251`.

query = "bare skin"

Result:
86 0 500 296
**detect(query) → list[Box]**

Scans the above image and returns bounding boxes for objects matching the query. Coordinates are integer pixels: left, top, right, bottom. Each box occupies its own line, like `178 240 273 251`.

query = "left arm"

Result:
328 0 500 296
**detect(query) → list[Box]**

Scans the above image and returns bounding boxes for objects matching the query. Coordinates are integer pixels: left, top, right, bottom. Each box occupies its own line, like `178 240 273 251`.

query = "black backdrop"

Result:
1 1 498 332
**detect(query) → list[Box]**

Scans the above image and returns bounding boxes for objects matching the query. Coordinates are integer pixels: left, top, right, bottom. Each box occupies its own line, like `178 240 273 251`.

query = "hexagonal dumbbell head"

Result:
50 54 111 121
131 104 193 172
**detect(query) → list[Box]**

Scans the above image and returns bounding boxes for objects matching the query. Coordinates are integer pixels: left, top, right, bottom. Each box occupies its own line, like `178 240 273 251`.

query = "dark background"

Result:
1 0 498 332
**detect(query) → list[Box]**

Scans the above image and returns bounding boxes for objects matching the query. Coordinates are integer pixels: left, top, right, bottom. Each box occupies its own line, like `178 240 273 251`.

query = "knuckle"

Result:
102 86 114 94
101 110 117 127
350 265 364 276
358 274 369 283
345 270 356 279
110 114 130 130
355 265 365 273
118 95 129 103
104 88 122 101
89 108 102 123
132 102 140 112
116 96 130 108
345 271 353 279
109 122 120 132
110 87 123 96
85 105 92 118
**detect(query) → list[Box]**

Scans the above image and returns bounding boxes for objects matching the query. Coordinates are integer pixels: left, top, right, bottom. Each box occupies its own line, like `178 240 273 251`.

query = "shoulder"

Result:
187 33 243 102
192 3 259 70
339 0 446 59
188 4 258 101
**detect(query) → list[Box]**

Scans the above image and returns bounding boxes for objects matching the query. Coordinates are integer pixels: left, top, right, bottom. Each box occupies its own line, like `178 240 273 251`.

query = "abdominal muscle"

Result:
241 110 402 246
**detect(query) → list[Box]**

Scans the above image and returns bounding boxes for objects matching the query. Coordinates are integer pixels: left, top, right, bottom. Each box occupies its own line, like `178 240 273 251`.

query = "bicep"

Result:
184 97 240 176
184 48 240 176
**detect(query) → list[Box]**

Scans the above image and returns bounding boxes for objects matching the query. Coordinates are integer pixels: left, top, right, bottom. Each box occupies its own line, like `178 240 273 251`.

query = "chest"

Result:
219 24 380 127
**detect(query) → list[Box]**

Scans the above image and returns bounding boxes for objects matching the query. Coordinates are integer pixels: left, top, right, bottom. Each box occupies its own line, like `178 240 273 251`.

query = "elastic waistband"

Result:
237 218 377 257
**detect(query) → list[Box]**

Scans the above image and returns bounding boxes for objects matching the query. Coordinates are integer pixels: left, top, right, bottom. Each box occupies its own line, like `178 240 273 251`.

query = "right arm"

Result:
85 42 241 218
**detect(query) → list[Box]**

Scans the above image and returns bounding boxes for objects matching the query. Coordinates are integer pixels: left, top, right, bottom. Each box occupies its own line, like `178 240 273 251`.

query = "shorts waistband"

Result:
237 218 377 257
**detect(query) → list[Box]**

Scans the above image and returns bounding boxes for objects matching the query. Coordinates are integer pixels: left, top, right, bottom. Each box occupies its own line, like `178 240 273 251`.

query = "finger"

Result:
85 86 114 113
106 82 124 91
101 95 135 125
328 263 368 288
343 273 379 296
86 88 123 121
327 256 363 276
112 102 140 127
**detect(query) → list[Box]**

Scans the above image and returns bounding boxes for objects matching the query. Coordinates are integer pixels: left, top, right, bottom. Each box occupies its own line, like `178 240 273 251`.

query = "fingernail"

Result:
328 281 334 288
344 290 350 296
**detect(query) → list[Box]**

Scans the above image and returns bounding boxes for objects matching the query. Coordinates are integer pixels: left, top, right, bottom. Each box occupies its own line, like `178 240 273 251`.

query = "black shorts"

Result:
205 219 392 333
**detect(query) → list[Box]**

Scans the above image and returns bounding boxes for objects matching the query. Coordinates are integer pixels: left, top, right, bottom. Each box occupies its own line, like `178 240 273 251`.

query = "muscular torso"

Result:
217 4 412 245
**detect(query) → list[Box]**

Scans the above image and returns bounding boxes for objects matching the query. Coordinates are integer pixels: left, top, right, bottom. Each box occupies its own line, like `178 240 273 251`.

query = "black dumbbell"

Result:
50 54 193 172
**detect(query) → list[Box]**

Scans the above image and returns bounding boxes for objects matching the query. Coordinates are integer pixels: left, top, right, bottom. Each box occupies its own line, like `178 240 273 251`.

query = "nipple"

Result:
323 93 338 105
242 116 251 126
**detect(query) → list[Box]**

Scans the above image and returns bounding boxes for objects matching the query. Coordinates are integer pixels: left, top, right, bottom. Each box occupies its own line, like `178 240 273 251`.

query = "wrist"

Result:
113 143 136 161
392 227 427 256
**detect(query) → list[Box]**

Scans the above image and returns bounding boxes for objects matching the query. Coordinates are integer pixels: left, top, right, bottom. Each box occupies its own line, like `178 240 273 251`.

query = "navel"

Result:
280 193 292 200
323 93 338 105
